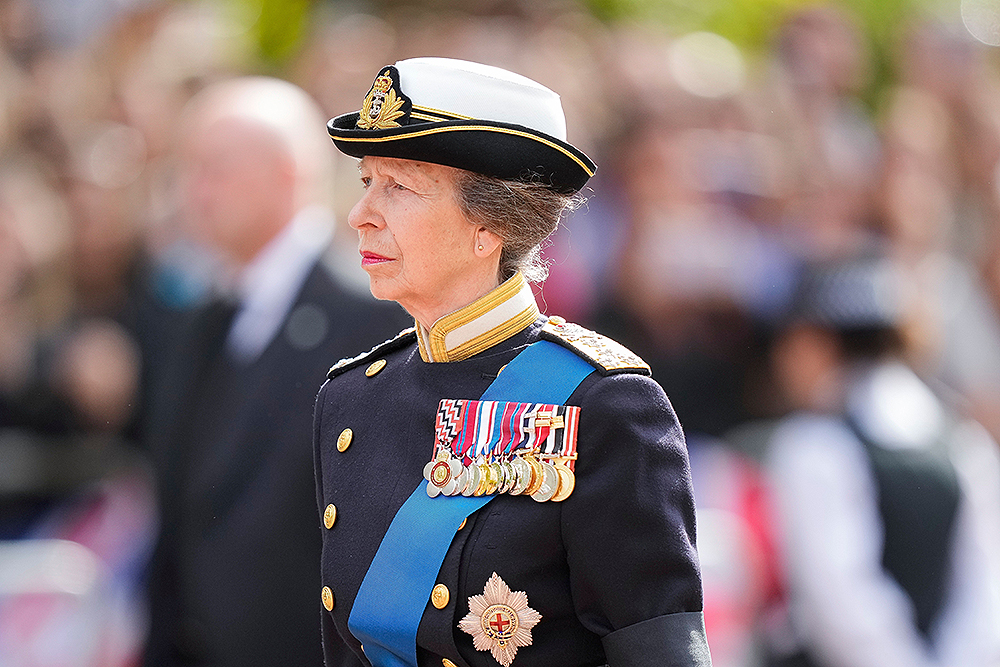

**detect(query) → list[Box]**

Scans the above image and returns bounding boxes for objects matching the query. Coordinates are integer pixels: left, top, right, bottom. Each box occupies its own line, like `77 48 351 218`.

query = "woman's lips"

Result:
360 250 393 266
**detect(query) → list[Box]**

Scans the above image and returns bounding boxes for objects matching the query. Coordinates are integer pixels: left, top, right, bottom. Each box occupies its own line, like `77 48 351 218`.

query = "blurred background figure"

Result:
878 18 1000 443
591 104 792 440
765 4 881 259
762 250 1000 667
140 76 408 667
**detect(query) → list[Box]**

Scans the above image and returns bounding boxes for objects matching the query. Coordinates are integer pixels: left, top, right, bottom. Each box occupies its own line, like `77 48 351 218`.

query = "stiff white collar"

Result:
415 272 539 363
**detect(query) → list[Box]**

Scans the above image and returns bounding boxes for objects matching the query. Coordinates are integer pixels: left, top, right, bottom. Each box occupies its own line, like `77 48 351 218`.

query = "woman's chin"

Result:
366 277 399 303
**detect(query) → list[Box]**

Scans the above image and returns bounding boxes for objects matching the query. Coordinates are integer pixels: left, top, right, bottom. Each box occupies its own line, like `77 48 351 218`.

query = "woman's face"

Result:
348 156 492 324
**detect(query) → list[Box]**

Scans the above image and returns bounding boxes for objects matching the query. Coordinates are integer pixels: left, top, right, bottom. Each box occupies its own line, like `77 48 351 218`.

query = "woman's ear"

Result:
475 227 503 257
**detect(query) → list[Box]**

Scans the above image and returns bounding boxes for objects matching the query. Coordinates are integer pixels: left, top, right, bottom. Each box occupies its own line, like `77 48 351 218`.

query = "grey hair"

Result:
454 171 583 283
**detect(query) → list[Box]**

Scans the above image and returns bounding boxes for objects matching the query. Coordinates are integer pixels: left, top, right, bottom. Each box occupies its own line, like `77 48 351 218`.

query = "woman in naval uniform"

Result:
313 57 711 667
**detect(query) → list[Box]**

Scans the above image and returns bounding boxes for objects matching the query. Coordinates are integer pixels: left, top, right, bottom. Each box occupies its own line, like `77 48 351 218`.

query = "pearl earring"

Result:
478 244 484 251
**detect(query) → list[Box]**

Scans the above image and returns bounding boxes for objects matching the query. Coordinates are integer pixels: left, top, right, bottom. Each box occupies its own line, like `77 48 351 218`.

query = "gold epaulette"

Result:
540 317 651 376
328 327 416 378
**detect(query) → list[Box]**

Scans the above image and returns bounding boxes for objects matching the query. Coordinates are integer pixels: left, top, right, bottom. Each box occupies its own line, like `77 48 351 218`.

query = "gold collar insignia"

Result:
416 273 539 363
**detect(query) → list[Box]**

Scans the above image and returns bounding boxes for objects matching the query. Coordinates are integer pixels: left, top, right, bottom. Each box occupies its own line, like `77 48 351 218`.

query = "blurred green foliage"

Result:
584 0 945 105
584 0 936 50
222 0 314 68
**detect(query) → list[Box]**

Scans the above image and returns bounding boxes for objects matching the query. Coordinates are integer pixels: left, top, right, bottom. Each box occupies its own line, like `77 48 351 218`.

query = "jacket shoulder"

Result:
327 327 416 379
540 317 650 376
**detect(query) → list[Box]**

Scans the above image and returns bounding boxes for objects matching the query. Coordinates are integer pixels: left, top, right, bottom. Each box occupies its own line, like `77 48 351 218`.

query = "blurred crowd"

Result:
2 0 1000 666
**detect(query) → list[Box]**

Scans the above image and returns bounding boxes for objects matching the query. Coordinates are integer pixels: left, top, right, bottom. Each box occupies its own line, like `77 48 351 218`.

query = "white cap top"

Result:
395 57 568 141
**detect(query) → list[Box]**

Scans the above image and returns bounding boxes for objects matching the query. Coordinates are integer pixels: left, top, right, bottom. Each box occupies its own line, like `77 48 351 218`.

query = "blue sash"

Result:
347 340 595 667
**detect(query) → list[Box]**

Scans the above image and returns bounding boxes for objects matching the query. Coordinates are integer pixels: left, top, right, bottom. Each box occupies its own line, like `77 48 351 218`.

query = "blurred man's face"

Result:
181 116 295 264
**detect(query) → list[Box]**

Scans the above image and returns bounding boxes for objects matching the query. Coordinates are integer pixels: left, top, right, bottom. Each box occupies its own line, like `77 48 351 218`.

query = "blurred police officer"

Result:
764 250 1000 667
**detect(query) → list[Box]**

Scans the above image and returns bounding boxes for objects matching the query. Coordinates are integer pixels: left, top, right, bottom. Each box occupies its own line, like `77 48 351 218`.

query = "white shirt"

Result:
225 206 333 364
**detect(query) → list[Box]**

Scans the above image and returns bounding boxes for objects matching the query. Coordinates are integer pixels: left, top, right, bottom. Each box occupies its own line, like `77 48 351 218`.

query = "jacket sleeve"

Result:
562 372 712 666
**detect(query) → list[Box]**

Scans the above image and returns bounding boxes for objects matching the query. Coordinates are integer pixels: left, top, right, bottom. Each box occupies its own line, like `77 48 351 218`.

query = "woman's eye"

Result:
360 176 371 189
393 181 408 191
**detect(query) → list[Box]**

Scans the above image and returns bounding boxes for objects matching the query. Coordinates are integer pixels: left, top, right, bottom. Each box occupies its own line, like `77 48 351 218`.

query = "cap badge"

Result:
459 573 541 667
358 67 409 130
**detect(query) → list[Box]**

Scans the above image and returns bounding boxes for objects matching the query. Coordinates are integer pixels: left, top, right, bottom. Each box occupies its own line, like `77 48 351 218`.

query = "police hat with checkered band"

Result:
327 57 596 194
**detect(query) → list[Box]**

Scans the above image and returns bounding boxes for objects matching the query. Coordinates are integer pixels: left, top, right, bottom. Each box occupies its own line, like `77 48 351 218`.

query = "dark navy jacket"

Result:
314 316 710 667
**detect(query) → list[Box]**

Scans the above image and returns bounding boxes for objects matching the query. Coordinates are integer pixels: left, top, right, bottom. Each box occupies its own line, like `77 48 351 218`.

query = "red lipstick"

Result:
361 250 392 266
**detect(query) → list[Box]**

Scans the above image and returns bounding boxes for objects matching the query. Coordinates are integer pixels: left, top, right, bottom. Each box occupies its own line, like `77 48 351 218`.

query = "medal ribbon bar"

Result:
433 399 580 467
426 399 581 502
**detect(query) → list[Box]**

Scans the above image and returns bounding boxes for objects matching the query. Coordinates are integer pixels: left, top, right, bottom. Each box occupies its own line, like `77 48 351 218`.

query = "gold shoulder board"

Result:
541 317 650 376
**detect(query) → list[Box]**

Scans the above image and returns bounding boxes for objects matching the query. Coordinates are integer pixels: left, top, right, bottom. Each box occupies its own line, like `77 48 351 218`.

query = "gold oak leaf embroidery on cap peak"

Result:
358 70 407 130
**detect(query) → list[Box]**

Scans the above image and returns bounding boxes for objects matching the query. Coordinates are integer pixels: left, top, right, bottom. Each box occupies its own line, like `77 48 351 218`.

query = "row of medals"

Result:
424 448 576 503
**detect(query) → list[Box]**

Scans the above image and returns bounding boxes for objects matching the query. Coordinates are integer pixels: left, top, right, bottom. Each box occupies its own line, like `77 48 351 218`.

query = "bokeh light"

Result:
962 0 1000 46
668 31 746 98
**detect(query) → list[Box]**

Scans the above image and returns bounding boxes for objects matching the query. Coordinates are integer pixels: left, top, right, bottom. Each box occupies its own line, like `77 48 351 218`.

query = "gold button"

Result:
337 428 353 452
321 586 334 611
442 659 458 667
365 359 387 377
323 504 337 529
457 517 467 531
548 315 566 325
431 583 450 609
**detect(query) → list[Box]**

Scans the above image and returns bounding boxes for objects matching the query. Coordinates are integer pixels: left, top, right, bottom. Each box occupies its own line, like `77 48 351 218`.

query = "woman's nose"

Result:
348 190 381 231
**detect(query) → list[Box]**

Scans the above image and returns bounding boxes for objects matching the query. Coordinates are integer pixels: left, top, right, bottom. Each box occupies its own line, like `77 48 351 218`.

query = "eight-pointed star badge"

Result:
459 572 541 666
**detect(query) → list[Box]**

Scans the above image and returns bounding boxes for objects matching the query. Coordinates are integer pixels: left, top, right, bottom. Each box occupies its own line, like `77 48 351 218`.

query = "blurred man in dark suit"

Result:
142 76 408 667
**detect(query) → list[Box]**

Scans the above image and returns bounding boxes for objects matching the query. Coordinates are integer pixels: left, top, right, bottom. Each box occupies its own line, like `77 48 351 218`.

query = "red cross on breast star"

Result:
490 613 510 633
459 573 541 667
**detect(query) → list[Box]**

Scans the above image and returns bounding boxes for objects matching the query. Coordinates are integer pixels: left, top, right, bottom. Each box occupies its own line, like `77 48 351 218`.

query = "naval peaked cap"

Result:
327 57 596 193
